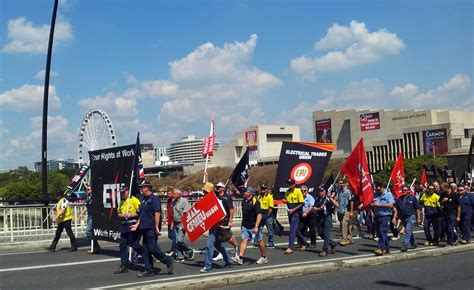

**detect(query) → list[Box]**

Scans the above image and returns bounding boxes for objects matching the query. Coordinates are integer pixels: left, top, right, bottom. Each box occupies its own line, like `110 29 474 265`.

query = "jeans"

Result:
444 215 457 245
168 225 177 253
376 216 390 251
402 215 417 249
365 210 375 236
265 215 275 246
461 214 472 241
51 219 76 249
204 227 232 270
317 214 335 252
288 212 306 249
86 215 100 248
119 223 142 266
423 214 440 243
174 222 193 260
141 229 172 273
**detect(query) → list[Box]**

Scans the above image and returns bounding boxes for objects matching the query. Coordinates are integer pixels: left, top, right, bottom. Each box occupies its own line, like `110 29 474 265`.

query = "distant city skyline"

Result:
1 0 472 169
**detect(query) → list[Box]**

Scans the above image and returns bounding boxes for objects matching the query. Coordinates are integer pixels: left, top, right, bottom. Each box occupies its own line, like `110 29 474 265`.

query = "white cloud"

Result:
34 70 60 80
0 84 61 112
2 16 73 54
390 83 418 97
291 20 405 76
77 92 139 118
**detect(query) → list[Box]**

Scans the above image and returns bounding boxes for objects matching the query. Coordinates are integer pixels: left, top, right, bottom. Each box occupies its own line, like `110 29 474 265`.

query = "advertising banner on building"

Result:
245 130 258 156
273 141 335 200
423 128 448 155
89 144 136 242
360 112 381 131
315 119 332 143
182 192 226 243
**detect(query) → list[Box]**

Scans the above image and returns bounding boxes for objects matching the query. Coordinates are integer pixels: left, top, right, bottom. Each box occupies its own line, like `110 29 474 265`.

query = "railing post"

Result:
74 206 78 237
10 208 14 242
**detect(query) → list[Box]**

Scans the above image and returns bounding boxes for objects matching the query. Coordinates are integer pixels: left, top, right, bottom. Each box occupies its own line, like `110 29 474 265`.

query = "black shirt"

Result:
439 192 459 217
314 194 334 217
219 193 234 226
241 197 261 229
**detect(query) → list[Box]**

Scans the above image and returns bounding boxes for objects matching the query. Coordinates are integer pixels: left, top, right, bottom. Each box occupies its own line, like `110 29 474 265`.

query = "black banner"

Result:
230 147 250 191
89 144 136 242
273 142 334 199
423 164 437 181
442 166 457 183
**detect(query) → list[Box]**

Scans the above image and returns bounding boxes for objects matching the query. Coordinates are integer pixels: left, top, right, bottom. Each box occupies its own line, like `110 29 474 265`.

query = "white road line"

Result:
0 258 118 273
98 247 434 289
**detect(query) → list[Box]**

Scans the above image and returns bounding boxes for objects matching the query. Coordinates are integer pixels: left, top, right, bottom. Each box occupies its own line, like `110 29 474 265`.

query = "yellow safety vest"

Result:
57 198 73 223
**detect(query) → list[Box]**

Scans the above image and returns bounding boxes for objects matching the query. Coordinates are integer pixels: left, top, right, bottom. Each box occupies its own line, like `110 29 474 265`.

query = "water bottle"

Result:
250 233 256 244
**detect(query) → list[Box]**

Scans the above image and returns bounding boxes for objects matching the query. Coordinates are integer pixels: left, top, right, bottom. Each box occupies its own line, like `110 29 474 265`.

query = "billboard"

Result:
245 130 258 156
273 141 335 199
360 112 381 131
315 119 332 143
423 128 448 155
89 144 136 242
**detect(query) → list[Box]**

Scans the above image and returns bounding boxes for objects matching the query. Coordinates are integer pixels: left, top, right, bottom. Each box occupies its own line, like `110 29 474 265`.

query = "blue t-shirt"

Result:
373 191 394 217
139 194 161 230
336 188 352 213
460 192 474 215
303 194 315 213
396 195 420 217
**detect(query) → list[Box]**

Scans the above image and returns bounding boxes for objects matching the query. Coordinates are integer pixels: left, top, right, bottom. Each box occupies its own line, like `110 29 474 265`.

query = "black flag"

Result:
131 132 145 196
323 174 335 192
229 147 249 191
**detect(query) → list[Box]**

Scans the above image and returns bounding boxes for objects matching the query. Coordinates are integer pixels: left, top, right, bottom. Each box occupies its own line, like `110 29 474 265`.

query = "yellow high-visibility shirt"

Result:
56 198 72 223
118 196 141 215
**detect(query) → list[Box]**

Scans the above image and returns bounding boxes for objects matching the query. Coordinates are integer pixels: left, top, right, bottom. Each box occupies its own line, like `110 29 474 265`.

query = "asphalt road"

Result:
226 251 474 290
0 228 471 289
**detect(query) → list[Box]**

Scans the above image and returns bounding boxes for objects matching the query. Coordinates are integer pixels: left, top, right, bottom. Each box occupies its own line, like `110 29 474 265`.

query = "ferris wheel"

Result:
78 109 117 168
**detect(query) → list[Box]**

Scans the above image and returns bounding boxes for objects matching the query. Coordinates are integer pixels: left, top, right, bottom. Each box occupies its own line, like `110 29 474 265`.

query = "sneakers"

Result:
232 256 243 265
256 256 268 265
284 248 294 254
212 252 223 261
174 258 185 263
137 271 154 278
200 267 211 273
391 236 400 241
424 241 433 246
319 251 327 257
374 248 388 256
187 250 195 261
113 265 129 274
167 261 174 274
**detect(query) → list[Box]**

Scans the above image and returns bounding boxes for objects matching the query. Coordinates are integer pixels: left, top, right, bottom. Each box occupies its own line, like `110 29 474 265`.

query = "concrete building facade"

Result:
312 109 474 173
167 135 219 166
211 125 300 167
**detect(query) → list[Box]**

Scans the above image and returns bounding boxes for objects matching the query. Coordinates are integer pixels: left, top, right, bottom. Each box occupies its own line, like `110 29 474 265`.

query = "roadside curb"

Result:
138 243 474 289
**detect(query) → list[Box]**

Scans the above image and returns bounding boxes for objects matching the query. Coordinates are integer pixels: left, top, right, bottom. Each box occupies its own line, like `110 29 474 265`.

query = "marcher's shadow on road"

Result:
376 280 424 290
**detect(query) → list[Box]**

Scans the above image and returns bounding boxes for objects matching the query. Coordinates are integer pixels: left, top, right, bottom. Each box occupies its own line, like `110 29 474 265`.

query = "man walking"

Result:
172 189 195 262
298 185 316 248
336 180 354 246
395 185 421 251
131 181 173 277
439 183 460 246
258 184 275 248
165 187 177 257
45 191 77 252
314 186 338 257
79 186 100 254
458 184 474 244
372 183 395 256
420 184 441 246
233 186 268 265
114 185 142 274
283 179 305 254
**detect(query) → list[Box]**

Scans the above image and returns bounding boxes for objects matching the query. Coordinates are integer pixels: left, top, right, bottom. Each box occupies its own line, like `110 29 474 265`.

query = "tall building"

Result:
34 159 79 172
141 143 156 167
212 125 300 167
312 109 474 172
167 135 219 166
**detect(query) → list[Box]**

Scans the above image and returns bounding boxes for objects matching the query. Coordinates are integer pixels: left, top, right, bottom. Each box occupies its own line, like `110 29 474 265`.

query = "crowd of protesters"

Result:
46 177 474 277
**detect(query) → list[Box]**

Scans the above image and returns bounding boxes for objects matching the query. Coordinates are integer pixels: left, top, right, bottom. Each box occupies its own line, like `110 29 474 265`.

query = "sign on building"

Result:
360 112 381 131
245 130 258 156
315 119 332 143
423 128 448 155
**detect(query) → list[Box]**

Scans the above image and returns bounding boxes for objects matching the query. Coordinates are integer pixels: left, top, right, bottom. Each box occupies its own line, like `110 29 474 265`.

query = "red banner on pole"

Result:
390 152 405 198
181 192 226 243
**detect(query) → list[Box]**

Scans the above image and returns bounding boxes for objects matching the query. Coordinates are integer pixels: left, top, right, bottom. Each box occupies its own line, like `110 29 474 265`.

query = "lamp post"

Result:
41 0 59 202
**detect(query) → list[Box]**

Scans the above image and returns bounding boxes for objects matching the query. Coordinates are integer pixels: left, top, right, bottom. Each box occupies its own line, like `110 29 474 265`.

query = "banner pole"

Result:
203 155 209 183
386 177 392 190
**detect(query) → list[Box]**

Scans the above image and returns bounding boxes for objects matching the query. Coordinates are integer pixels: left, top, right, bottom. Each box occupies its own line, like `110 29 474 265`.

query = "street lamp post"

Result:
41 0 59 203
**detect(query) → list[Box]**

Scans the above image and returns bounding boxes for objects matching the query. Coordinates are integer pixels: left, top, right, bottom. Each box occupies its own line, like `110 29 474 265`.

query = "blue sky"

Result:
0 0 472 170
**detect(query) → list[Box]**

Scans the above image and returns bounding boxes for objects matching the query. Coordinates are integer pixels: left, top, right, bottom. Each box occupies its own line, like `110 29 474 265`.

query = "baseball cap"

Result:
120 185 129 192
260 184 268 190
245 186 256 194
287 179 295 186
216 182 225 188
138 181 152 189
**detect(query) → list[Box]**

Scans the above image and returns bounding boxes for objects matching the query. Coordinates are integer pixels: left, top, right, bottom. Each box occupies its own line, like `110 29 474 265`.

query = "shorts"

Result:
241 226 263 242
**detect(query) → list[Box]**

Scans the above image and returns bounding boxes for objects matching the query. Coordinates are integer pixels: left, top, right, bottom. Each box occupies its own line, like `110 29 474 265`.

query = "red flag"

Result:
202 118 216 157
390 152 405 198
340 138 373 207
420 168 428 189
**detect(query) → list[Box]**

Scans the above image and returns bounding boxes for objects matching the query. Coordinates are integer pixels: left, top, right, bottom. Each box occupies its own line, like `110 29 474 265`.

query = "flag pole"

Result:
203 155 209 184
386 177 392 189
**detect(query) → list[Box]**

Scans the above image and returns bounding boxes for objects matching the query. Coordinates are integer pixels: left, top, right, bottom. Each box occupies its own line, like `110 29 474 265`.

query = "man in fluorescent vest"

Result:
45 191 77 252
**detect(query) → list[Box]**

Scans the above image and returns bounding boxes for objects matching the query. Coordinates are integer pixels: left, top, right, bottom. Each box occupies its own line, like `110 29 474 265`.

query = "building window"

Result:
266 134 293 142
